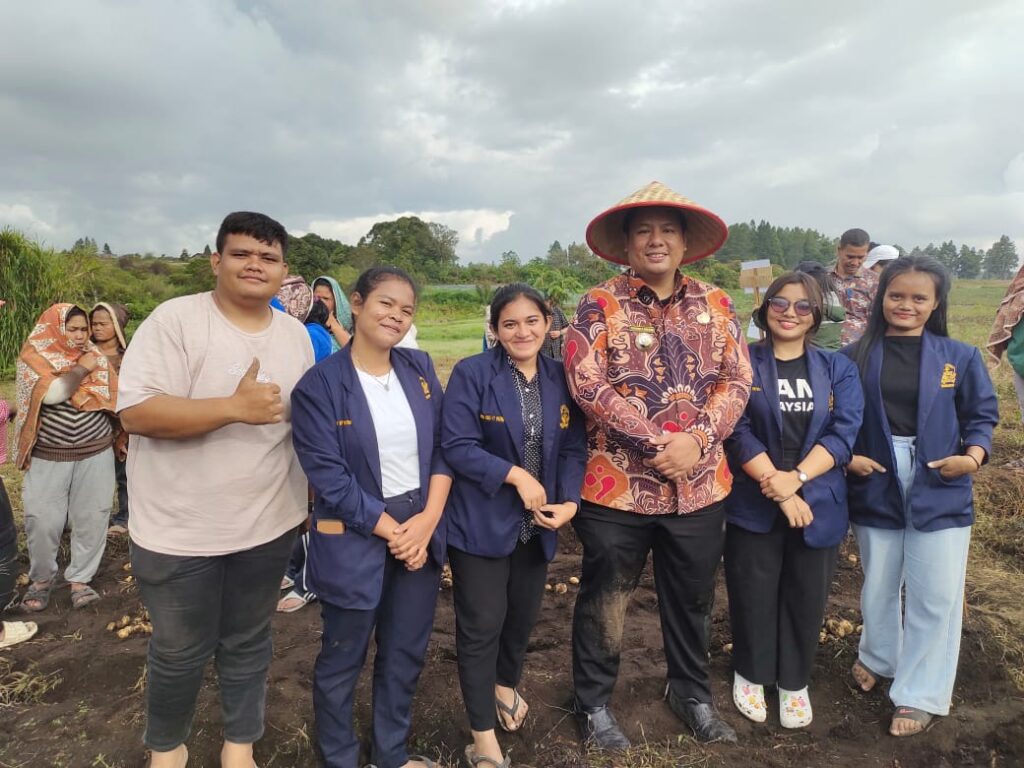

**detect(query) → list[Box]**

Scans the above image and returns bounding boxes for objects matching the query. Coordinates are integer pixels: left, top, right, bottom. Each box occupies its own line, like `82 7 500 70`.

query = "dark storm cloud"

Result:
0 0 1020 261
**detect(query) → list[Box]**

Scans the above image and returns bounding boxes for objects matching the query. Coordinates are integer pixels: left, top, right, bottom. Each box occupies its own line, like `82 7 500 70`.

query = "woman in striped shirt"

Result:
14 303 118 612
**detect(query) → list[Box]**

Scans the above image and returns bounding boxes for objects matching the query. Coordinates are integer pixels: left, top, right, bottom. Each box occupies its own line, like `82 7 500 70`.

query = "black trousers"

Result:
449 536 548 731
132 528 296 751
571 501 725 708
724 520 838 690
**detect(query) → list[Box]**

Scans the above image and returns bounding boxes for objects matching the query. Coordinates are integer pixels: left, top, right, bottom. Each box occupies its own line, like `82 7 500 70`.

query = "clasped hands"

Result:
759 469 813 528
645 431 702 482
509 468 578 530
381 512 437 572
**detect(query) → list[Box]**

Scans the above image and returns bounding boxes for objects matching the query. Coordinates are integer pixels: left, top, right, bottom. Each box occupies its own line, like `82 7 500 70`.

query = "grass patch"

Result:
0 657 63 707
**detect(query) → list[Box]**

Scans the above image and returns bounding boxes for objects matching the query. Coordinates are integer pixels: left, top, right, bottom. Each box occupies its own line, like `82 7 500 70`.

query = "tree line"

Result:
2 218 1019 376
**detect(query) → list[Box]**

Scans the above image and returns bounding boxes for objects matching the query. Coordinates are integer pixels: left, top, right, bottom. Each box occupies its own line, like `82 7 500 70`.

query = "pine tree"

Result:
982 235 1019 279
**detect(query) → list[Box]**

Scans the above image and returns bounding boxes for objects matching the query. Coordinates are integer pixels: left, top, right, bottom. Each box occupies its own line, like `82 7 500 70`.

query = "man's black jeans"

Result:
131 528 296 751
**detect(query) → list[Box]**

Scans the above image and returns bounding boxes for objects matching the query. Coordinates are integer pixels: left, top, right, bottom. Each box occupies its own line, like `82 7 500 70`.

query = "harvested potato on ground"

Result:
545 583 553 592
568 576 580 585
554 583 568 595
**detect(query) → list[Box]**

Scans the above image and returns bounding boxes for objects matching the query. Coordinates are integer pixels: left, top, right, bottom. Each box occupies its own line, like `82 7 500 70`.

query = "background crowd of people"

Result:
0 184 1015 767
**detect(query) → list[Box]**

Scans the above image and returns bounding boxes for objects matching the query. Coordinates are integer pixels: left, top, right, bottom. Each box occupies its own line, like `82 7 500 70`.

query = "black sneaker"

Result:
572 699 631 750
667 690 738 744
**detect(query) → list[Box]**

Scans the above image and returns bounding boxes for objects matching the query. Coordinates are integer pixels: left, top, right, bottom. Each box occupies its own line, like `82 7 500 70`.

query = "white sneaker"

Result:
779 686 813 728
732 672 767 723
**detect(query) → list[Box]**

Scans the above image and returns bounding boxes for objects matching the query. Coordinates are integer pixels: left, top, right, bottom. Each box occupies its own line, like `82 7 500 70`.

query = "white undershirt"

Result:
356 369 421 497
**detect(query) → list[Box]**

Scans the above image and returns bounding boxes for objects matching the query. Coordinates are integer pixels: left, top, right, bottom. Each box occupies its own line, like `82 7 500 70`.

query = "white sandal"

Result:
732 672 767 723
0 621 38 649
276 589 315 613
779 687 813 728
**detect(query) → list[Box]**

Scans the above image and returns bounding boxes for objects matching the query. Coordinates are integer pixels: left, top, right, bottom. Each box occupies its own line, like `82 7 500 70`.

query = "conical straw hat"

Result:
585 181 729 265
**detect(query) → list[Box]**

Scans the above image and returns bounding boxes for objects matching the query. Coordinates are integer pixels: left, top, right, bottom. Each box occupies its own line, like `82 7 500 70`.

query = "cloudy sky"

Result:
2 0 1022 263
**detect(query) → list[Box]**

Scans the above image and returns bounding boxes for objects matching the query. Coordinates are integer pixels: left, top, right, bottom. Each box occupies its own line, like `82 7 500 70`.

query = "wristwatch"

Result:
796 469 809 484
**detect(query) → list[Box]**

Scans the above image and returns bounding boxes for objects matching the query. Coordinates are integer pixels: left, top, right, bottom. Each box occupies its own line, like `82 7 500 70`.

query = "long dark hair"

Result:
850 255 950 374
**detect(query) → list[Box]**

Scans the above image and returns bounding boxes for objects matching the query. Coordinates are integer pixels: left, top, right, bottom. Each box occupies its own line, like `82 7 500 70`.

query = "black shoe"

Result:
667 691 738 744
572 699 631 750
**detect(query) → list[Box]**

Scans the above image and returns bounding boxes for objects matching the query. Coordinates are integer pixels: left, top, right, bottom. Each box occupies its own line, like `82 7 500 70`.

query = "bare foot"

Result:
148 744 187 768
221 741 256 768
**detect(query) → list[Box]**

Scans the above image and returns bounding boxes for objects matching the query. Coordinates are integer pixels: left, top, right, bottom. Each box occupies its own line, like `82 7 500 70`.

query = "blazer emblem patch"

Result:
419 376 431 399
480 413 505 423
559 404 570 429
940 363 956 388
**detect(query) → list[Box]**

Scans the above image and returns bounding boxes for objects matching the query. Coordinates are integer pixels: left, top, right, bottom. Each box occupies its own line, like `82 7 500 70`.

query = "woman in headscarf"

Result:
985 263 1024 461
90 302 131 533
15 303 118 611
313 275 353 351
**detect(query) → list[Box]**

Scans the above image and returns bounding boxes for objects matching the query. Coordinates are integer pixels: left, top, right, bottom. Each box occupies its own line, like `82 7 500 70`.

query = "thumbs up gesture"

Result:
231 358 283 425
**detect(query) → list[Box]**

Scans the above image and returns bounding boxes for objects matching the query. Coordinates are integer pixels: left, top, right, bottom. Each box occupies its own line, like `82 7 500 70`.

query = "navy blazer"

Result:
725 343 864 548
290 346 450 609
840 331 998 532
442 346 587 561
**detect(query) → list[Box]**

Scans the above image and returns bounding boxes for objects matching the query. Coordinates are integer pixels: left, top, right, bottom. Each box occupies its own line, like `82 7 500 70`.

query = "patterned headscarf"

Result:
14 303 116 469
275 276 314 322
985 263 1024 369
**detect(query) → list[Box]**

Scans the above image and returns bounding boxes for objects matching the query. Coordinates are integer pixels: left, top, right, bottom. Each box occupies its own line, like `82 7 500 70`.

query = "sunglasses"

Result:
767 297 814 316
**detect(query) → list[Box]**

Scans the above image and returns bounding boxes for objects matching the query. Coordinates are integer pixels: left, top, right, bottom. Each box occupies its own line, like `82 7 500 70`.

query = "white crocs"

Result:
732 671 767 723
779 686 813 728
0 621 38 649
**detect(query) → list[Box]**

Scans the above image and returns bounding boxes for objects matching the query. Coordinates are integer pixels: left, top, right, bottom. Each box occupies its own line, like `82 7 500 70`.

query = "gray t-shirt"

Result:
117 292 314 556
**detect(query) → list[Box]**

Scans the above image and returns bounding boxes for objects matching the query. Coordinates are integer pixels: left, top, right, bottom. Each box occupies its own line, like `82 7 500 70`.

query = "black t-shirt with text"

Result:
776 355 814 471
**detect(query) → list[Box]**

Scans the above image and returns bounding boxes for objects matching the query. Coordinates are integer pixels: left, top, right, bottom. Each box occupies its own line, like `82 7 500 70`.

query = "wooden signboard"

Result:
740 259 775 340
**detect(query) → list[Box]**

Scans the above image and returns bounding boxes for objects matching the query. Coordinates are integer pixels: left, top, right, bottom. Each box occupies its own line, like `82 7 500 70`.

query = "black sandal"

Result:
890 706 937 737
495 689 527 733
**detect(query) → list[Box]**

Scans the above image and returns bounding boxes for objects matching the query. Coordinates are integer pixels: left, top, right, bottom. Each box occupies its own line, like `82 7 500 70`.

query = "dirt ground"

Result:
1 491 1023 768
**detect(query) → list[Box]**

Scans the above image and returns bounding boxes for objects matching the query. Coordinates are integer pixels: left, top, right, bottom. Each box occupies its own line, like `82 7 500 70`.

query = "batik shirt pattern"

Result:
832 266 879 346
564 271 752 516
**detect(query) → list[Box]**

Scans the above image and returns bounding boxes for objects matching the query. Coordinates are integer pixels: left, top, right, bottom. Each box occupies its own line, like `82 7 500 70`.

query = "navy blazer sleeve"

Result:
441 359 515 497
557 399 587 505
816 353 863 467
423 354 452 479
725 408 770 467
290 365 386 537
955 346 998 461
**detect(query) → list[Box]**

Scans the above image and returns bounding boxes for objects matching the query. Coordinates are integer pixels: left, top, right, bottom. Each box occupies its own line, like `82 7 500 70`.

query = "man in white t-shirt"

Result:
118 212 314 768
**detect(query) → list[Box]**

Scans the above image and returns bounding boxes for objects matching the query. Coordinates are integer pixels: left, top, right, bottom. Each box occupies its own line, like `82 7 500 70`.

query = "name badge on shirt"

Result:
336 419 353 427
480 413 505 423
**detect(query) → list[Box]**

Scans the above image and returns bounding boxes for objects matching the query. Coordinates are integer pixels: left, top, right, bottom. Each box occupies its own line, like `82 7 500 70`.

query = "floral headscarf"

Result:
14 303 116 469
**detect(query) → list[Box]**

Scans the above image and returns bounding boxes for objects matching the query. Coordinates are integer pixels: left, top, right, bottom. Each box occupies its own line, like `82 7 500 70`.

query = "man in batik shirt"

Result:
564 181 752 748
830 228 879 345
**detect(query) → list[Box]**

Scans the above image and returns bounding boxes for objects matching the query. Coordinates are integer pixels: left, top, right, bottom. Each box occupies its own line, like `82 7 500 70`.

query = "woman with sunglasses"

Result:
724 272 863 728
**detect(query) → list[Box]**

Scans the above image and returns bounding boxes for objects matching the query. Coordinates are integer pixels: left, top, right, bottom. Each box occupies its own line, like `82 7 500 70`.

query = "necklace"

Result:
353 351 392 391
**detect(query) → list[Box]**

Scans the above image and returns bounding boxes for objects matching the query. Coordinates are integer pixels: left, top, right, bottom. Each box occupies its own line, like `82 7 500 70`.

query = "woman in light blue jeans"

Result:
841 256 998 738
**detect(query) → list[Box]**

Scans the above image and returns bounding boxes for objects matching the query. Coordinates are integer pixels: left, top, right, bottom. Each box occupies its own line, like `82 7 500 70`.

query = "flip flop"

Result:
0 621 39 649
464 745 511 767
21 582 52 613
851 658 880 692
495 689 527 733
276 589 316 613
70 585 101 610
280 575 295 591
890 706 937 737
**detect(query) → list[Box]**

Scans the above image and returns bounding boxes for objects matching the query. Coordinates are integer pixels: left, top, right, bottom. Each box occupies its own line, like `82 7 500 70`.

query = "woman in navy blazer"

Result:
291 267 451 768
841 256 997 737
724 272 863 729
443 283 586 768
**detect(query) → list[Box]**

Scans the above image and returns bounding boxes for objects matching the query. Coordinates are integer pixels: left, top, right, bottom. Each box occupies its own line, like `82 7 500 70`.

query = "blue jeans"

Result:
132 529 296 750
852 435 971 715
